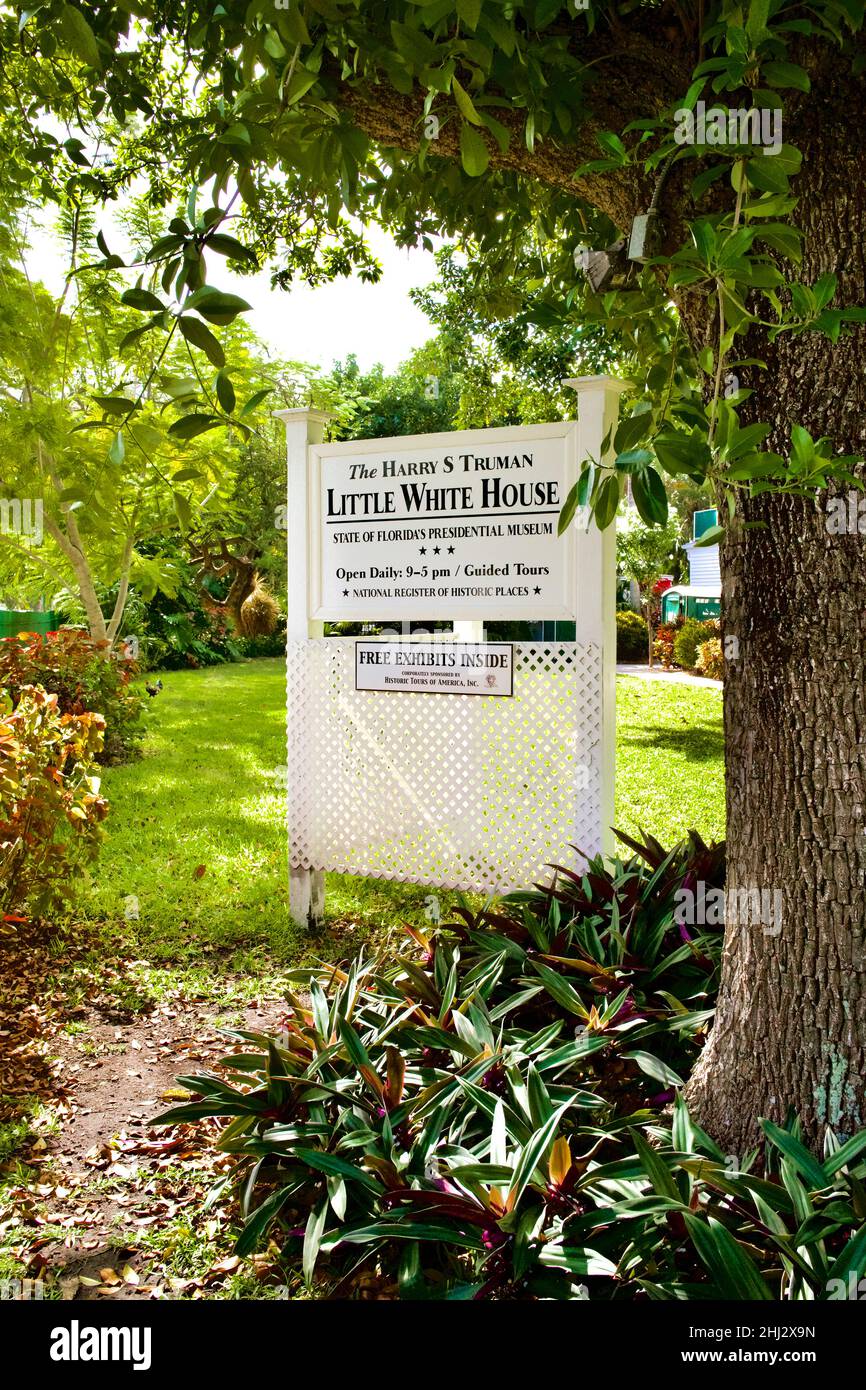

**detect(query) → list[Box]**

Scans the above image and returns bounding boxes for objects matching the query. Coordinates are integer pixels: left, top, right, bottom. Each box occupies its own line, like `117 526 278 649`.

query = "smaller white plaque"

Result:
354 641 514 697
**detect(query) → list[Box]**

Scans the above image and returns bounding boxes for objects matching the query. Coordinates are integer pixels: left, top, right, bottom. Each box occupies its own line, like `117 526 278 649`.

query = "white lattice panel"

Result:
287 639 603 893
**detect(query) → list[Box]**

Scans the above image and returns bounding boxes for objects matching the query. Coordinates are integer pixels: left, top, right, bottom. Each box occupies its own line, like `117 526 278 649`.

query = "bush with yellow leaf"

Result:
0 685 109 919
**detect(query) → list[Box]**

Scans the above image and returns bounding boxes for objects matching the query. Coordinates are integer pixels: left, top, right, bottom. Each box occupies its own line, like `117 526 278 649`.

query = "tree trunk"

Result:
42 514 108 644
685 71 866 1153
106 535 135 649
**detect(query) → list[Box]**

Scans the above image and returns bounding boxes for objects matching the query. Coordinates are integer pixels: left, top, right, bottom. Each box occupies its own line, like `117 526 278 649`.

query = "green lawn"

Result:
615 676 725 845
82 658 295 969
85 660 724 981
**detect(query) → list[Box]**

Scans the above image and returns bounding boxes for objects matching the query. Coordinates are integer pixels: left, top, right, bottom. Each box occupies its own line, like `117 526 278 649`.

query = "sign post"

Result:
280 377 628 929
276 406 332 928
563 375 631 849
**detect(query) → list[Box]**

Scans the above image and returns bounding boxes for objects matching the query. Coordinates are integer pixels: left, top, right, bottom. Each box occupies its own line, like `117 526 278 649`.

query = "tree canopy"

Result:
4 0 864 536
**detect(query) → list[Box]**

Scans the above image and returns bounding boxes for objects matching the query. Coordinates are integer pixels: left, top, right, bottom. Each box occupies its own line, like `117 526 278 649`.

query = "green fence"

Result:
0 609 56 639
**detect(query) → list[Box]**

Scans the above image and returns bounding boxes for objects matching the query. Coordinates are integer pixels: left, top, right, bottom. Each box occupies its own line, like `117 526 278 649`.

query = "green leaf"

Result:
693 523 725 547
653 431 711 478
147 234 185 259
235 1188 293 1257
558 480 580 536
762 61 810 92
685 1213 773 1299
282 65 319 105
240 388 274 418
630 1127 680 1201
622 1050 683 1088
178 315 225 368
303 1201 328 1286
762 1119 828 1189
185 287 252 325
457 0 482 27
594 473 620 529
118 323 159 353
215 371 236 414
595 130 627 163
452 77 482 125
291 1149 382 1192
746 157 789 195
827 1225 866 1286
823 1130 866 1177
206 233 258 266
530 960 587 1017
613 410 653 455
168 413 222 440
92 395 137 415
460 122 490 177
389 19 437 67
173 490 192 530
108 430 125 466
631 467 669 526
746 0 770 41
130 423 163 454
121 287 166 313
507 1098 574 1207
56 2 99 66
812 272 837 312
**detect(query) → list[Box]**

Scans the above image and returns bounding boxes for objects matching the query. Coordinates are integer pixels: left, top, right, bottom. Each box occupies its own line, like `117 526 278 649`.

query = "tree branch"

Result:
330 31 694 233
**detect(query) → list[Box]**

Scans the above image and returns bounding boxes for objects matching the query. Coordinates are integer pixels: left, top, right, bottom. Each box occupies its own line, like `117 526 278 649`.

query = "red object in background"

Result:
652 577 673 596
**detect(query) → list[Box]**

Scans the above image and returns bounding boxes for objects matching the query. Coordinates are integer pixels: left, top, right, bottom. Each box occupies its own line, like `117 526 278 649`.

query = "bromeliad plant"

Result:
156 832 774 1299
156 936 866 1299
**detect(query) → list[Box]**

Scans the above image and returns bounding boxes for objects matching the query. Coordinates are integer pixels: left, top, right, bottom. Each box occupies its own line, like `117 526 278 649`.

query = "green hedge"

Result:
616 608 647 661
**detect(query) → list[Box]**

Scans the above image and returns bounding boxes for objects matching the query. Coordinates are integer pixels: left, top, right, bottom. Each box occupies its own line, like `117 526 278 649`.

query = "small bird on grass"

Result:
145 679 163 698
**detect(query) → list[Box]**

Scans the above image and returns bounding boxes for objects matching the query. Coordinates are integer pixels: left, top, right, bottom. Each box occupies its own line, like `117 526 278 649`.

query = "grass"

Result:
84 659 725 982
615 675 725 844
82 658 296 968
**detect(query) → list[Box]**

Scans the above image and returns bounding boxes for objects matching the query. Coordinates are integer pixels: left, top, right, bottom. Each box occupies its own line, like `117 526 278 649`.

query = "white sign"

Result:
308 422 578 621
355 641 514 696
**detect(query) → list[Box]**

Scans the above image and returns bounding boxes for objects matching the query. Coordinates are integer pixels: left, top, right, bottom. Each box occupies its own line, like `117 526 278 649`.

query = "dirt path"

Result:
1 922 290 1300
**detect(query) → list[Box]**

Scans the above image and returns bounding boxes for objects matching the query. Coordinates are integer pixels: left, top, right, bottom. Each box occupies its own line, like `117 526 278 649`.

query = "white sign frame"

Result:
277 376 629 928
307 420 580 623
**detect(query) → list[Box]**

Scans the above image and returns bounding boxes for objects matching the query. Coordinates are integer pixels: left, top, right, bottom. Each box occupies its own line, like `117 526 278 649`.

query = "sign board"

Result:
355 641 514 697
279 375 626 927
308 422 579 622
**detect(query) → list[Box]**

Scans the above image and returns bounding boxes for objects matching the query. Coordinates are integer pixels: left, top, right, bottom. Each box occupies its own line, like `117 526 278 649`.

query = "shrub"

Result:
0 629 145 764
158 829 866 1301
238 614 287 660
615 609 647 661
0 685 108 918
652 620 681 668
673 618 719 671
696 637 724 681
115 569 245 672
158 831 764 1299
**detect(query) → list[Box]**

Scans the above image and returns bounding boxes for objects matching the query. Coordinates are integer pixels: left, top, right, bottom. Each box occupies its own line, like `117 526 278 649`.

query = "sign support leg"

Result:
276 406 333 929
563 375 630 858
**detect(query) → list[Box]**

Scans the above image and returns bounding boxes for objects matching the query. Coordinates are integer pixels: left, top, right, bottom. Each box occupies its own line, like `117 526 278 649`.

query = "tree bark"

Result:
106 533 135 649
42 512 108 645
684 58 866 1152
